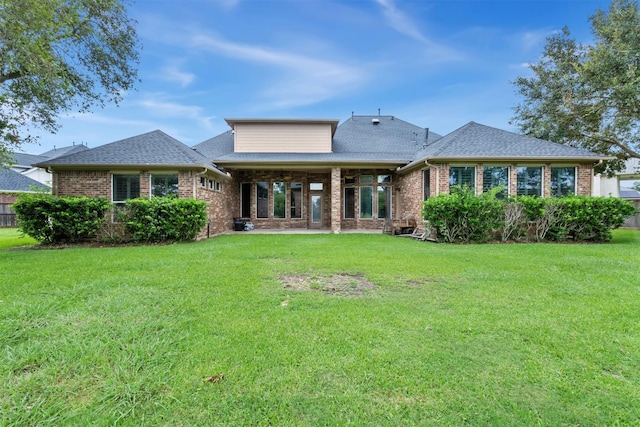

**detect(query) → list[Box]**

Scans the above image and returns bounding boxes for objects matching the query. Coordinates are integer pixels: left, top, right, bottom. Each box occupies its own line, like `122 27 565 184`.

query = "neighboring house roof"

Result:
0 168 50 192
11 153 49 168
39 144 89 159
620 189 640 199
36 130 229 178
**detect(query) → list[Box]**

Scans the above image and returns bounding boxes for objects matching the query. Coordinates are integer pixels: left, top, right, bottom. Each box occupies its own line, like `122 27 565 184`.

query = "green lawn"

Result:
1 230 639 425
0 228 37 250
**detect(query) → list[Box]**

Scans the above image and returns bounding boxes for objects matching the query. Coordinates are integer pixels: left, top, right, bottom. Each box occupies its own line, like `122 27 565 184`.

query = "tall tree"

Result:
0 0 140 165
511 0 640 174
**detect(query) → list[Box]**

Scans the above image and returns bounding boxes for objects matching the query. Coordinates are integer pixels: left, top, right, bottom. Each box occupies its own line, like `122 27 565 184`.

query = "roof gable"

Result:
414 122 606 161
36 130 217 169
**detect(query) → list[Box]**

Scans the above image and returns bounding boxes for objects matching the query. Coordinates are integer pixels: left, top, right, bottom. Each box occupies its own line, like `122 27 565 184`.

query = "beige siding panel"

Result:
235 123 332 153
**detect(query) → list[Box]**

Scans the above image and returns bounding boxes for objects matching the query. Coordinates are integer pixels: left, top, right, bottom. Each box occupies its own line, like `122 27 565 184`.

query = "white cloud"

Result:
191 34 368 108
137 96 216 130
374 0 428 43
160 64 196 87
374 0 462 62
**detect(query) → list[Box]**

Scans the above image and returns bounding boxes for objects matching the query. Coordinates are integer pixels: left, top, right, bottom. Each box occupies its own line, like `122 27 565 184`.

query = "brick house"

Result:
36 114 608 236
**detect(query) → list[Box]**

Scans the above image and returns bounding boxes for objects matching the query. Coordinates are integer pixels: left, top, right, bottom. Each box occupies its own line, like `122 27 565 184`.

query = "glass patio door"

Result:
310 193 322 228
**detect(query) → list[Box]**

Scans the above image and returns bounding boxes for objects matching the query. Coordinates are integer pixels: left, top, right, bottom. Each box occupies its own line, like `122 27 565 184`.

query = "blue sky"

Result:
22 0 612 154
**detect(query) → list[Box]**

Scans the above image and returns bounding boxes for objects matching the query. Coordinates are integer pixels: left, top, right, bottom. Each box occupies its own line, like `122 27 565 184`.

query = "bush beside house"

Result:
13 194 207 245
123 197 207 243
13 194 110 244
423 186 637 243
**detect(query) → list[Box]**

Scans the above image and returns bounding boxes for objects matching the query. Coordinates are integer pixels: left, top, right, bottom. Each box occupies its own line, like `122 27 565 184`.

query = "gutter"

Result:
34 163 231 180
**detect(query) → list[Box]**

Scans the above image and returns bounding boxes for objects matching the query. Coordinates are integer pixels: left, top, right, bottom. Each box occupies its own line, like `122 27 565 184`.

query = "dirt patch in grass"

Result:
280 273 377 297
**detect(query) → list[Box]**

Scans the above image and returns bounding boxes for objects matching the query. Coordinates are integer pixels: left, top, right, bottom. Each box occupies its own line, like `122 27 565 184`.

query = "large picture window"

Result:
550 167 576 197
273 182 286 218
449 166 475 189
151 174 178 197
240 183 251 218
423 169 431 200
344 187 355 219
377 186 391 219
482 166 509 197
290 182 302 218
517 167 542 196
359 186 373 219
256 182 268 218
113 174 140 202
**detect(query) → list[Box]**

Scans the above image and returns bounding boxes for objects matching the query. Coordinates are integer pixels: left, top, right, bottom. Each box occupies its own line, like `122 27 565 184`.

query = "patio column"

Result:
331 167 341 234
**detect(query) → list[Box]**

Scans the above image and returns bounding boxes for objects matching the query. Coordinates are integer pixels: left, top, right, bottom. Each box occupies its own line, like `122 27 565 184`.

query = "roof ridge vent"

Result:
372 118 380 125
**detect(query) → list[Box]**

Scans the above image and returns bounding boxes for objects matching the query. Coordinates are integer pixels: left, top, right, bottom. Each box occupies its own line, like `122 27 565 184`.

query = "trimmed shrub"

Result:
13 194 110 244
551 196 637 242
123 197 207 243
422 185 505 243
423 191 637 244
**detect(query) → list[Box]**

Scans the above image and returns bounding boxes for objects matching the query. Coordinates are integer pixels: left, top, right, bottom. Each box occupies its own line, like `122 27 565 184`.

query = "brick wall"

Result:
195 175 234 237
577 163 593 196
397 169 423 222
54 170 111 198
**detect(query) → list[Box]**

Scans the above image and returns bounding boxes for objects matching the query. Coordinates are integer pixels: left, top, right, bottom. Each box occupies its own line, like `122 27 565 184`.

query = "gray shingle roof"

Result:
415 122 605 161
0 168 50 192
39 144 89 159
195 115 444 165
11 153 49 167
192 130 234 159
36 130 222 173
333 115 442 155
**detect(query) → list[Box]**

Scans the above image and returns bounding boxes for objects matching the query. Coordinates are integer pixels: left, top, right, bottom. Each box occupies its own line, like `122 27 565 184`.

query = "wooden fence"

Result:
0 203 17 227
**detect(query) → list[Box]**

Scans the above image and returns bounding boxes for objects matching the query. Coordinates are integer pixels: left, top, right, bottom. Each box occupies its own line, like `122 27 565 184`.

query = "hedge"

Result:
13 194 110 244
123 197 207 243
423 187 637 243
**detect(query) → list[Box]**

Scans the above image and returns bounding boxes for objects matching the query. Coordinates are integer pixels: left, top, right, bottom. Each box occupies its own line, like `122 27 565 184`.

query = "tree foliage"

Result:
511 0 640 174
0 0 140 165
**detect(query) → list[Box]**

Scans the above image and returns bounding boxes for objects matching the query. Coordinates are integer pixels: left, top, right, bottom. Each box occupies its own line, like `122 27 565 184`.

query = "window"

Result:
151 174 178 197
256 182 268 218
377 186 391 219
551 167 576 197
240 183 251 218
360 175 373 183
449 166 475 189
290 183 302 219
378 175 391 183
273 182 286 218
215 181 221 191
360 186 373 219
113 174 140 202
310 182 323 191
200 177 206 187
423 169 431 200
482 166 509 197
517 167 542 196
344 187 355 219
